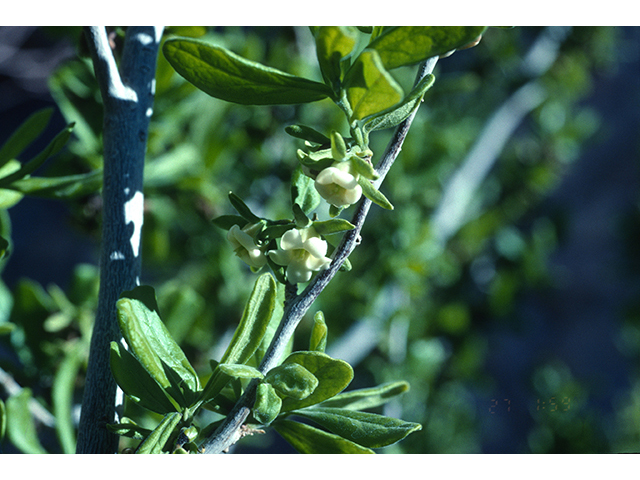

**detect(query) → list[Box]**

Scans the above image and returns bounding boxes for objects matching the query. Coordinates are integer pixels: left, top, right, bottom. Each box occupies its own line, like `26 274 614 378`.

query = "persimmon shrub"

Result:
0 26 492 454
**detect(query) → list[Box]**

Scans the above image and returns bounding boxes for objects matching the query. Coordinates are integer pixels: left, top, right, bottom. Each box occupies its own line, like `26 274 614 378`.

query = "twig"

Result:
76 26 163 454
200 56 439 454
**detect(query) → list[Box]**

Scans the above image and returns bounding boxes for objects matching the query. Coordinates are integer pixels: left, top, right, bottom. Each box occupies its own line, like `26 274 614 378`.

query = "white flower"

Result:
268 228 331 283
314 161 363 208
227 223 267 269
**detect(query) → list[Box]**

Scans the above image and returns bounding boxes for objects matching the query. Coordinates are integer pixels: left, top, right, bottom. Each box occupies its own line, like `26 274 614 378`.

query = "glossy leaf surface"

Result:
163 38 333 105
344 49 403 122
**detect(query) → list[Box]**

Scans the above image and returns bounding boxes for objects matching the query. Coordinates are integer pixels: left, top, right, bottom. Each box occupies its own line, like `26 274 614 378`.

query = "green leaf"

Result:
330 130 348 160
5 389 48 454
358 177 393 210
107 417 152 440
309 311 327 353
312 218 355 236
362 73 436 134
136 412 182 454
217 363 264 380
0 122 74 188
314 26 358 89
291 166 321 216
320 381 410 410
0 108 53 169
344 49 403 122
163 38 333 105
228 192 261 223
0 161 25 209
117 286 201 408
295 407 421 448
110 341 179 414
368 26 487 70
279 351 353 412
201 274 277 403
265 363 319 400
6 170 102 199
52 344 84 453
0 398 5 444
219 273 277 365
274 419 374 454
253 383 282 426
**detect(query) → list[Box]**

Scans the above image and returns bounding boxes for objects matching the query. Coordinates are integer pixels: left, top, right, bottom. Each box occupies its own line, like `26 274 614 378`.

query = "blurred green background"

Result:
0 26 639 453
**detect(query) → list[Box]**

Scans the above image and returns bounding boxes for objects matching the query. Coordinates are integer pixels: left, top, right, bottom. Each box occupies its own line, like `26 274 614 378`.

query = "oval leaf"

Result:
279 351 353 412
163 38 333 105
314 26 358 88
294 407 422 448
253 383 282 426
368 26 487 70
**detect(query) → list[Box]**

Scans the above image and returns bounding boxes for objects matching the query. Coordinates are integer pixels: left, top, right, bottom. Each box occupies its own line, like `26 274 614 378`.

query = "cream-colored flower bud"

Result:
268 227 331 283
227 223 267 269
314 161 363 208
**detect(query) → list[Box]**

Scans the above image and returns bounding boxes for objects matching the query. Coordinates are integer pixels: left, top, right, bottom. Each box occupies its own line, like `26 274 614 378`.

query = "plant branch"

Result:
200 56 438 454
76 26 163 454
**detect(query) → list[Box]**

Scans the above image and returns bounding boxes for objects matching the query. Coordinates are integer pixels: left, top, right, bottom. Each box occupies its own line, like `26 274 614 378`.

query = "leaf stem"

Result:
200 56 438 454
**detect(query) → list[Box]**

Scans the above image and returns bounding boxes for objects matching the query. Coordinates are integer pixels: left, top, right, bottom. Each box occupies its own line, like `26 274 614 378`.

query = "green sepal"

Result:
217 363 264 380
343 49 403 123
228 192 261 223
361 73 436 135
285 124 330 146
312 218 355 236
0 108 53 170
265 363 319 400
274 419 374 454
367 26 488 70
253 382 282 426
330 130 348 160
358 177 393 210
319 381 410 410
136 411 182 454
293 407 422 449
279 351 353 412
110 341 180 415
328 204 345 218
292 202 312 229
350 154 378 180
163 38 334 105
117 286 201 409
309 311 327 353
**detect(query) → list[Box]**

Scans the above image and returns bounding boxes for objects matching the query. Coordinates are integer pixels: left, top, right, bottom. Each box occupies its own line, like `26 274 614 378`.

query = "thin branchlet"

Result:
200 56 439 454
